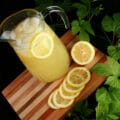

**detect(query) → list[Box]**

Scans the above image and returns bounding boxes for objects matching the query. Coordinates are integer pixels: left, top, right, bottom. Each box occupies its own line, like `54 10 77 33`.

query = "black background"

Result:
0 0 35 119
0 0 120 119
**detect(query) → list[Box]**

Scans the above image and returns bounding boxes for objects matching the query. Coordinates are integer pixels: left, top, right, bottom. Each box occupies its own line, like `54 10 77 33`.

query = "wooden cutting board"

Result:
2 31 106 120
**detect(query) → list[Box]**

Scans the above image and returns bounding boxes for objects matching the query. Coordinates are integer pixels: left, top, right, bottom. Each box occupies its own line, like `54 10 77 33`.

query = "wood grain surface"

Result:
2 31 106 120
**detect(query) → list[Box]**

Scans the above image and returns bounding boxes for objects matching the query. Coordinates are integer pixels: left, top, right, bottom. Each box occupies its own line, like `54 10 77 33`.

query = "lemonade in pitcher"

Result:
0 8 70 82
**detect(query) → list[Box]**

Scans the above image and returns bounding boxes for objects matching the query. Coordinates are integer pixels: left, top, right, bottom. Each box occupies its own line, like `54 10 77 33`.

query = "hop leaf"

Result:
109 87 120 101
105 76 120 88
71 20 80 34
91 56 120 77
73 3 88 19
81 20 95 36
79 28 90 41
96 102 109 119
107 114 119 120
96 87 111 103
107 56 120 76
107 45 120 61
91 63 112 76
102 15 113 32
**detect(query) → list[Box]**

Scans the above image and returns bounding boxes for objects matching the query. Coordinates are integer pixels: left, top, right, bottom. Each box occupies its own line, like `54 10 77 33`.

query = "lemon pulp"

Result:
67 67 91 87
30 32 54 59
71 41 95 65
53 90 74 108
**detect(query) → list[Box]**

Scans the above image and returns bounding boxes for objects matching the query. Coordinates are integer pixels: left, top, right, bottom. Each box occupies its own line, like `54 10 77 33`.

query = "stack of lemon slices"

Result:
48 67 91 109
48 41 95 109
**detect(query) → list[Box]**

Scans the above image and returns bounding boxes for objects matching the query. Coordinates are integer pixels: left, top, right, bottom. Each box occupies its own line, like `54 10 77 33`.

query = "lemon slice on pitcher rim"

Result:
71 41 95 65
30 32 54 59
66 67 91 88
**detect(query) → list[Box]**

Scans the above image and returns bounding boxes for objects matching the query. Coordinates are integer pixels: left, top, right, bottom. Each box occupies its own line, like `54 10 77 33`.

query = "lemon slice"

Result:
71 41 95 65
59 85 80 100
62 78 85 93
30 32 54 59
48 91 60 109
53 89 74 108
66 67 91 87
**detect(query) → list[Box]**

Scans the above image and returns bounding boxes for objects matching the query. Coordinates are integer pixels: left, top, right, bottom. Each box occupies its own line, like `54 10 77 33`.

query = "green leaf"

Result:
109 101 120 116
79 28 90 41
91 63 112 76
107 114 119 120
73 3 88 20
81 20 95 35
107 56 120 76
71 20 80 34
96 102 109 120
105 76 120 88
102 15 113 32
113 13 120 28
96 87 111 103
76 5 88 19
109 87 120 101
107 45 120 61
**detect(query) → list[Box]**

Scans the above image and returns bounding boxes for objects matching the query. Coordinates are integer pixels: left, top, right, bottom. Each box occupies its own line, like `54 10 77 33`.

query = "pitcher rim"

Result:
0 8 39 34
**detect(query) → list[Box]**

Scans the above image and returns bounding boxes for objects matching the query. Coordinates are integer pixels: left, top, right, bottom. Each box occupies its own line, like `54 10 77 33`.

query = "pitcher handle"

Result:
41 6 70 29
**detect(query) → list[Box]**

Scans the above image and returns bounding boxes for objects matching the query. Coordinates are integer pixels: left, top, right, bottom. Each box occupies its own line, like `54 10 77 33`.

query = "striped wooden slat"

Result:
2 31 106 120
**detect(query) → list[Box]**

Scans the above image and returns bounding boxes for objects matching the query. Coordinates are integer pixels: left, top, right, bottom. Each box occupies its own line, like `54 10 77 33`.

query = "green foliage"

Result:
91 63 112 76
92 56 120 87
71 19 94 41
92 56 120 120
65 100 95 120
95 87 120 120
102 13 120 45
95 88 111 119
73 3 88 19
95 87 112 103
105 76 120 88
71 0 103 41
71 20 80 34
94 13 120 119
102 13 120 33
102 15 113 32
91 56 120 76
107 44 120 61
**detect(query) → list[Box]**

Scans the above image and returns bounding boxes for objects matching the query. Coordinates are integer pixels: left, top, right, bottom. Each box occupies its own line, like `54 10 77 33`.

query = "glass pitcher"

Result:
0 6 70 82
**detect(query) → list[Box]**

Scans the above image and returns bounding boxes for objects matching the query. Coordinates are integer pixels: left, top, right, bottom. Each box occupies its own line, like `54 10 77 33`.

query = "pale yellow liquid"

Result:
9 17 70 82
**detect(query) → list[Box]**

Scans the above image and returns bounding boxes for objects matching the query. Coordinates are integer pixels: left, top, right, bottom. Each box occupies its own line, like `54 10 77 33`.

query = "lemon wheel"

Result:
59 85 80 100
62 78 85 93
71 41 95 65
66 67 91 87
30 32 54 59
53 89 74 108
48 91 60 109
